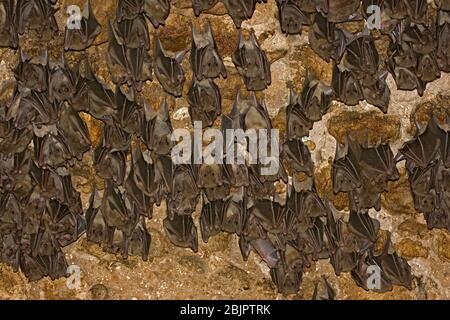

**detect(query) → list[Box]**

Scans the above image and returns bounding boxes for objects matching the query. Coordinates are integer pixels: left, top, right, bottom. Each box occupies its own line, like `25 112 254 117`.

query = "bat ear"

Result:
237 30 245 48
158 98 170 121
143 101 155 122
175 50 187 64
20 48 28 62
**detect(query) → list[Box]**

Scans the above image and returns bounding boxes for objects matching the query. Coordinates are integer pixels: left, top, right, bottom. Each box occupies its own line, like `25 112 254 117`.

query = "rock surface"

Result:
0 0 449 300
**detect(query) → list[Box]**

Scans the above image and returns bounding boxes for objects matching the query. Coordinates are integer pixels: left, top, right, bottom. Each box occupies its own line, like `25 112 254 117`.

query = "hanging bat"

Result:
0 192 22 234
404 0 428 25
343 28 380 78
221 0 257 28
125 165 156 218
312 276 336 300
113 86 141 135
332 139 362 194
308 12 341 62
360 72 391 113
154 35 186 98
270 254 303 294
387 57 425 96
144 0 171 28
131 145 164 204
43 199 85 247
383 0 408 20
84 62 118 123
14 50 49 93
276 0 310 35
187 78 222 128
102 180 139 235
198 164 230 202
33 133 74 169
86 187 107 245
221 188 248 235
64 0 101 51
286 88 313 139
326 0 362 23
48 56 79 104
232 30 271 91
168 165 200 216
437 10 450 73
112 14 149 50
300 73 333 122
140 99 173 155
332 62 363 106
190 22 227 81
93 146 127 185
108 22 153 92
240 235 281 268
351 251 394 292
163 208 199 252
0 0 18 48
192 0 219 16
348 211 380 244
124 217 151 260
374 237 413 290
57 103 92 162
15 0 58 35
116 0 144 21
282 139 314 176
200 195 226 242
250 197 285 234
396 117 445 169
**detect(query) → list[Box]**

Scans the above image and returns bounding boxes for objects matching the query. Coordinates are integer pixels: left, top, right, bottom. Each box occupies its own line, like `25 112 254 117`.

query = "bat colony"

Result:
0 0 449 297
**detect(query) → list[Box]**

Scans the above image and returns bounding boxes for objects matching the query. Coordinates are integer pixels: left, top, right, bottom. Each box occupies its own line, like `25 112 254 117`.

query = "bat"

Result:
348 211 380 244
308 12 341 62
187 78 222 128
0 192 22 234
332 62 363 106
241 235 281 268
383 0 408 20
312 276 335 300
108 22 153 92
15 0 58 35
437 10 450 73
168 165 200 216
154 35 186 98
48 56 79 104
276 0 310 35
113 86 142 135
144 0 171 28
374 237 413 290
57 103 92 162
14 50 49 93
200 195 227 243
300 73 333 122
360 72 391 113
190 22 227 81
163 208 199 252
125 217 151 260
86 187 107 245
83 62 118 123
251 197 285 234
221 0 257 28
43 199 85 247
286 88 313 139
326 0 362 23
221 188 248 235
351 252 394 292
0 0 18 48
232 30 271 91
332 138 362 194
342 28 380 78
93 146 127 185
282 139 314 176
64 0 101 51
102 180 139 236
112 14 149 50
140 99 173 155
116 0 144 22
192 0 219 16
270 253 303 294
396 117 445 169
404 0 428 25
